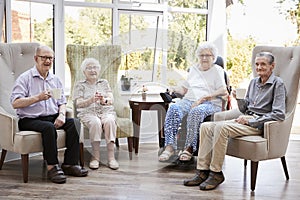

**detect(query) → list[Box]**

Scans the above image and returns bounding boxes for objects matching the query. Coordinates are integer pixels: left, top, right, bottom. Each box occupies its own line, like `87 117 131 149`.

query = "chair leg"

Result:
0 149 7 170
250 161 258 191
21 154 29 183
79 142 84 167
127 137 134 160
115 138 120 148
281 156 289 180
244 159 247 167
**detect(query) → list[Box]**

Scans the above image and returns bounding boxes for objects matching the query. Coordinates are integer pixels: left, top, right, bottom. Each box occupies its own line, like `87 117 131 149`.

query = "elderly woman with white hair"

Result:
73 58 119 170
159 42 228 162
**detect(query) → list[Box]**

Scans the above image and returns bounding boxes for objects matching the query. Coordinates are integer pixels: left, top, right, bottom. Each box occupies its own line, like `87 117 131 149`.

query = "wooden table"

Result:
129 96 169 154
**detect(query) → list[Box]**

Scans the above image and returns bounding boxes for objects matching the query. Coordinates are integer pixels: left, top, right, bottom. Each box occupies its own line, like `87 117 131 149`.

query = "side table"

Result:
129 97 169 155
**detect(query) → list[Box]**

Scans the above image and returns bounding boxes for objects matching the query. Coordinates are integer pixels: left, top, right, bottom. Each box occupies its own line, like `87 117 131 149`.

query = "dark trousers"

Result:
18 114 81 165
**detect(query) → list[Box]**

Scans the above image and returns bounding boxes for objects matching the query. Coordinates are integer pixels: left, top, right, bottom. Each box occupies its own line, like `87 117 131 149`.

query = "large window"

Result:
2 0 223 96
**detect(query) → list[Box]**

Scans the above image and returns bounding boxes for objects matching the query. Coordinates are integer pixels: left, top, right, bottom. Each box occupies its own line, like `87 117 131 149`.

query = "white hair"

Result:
80 58 101 73
195 42 218 63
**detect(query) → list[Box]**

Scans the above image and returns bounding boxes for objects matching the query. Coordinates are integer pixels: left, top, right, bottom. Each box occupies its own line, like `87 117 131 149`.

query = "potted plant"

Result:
120 72 133 91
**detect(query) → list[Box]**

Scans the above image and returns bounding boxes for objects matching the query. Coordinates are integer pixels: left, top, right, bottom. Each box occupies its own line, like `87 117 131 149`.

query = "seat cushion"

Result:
13 130 66 154
226 135 268 161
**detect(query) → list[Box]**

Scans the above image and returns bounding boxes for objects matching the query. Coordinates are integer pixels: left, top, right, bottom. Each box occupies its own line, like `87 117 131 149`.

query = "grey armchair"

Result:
213 46 300 191
0 43 83 183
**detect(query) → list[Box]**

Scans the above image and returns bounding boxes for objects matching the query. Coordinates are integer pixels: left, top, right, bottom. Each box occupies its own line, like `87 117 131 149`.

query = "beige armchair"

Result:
66 44 134 160
213 46 300 191
0 43 84 183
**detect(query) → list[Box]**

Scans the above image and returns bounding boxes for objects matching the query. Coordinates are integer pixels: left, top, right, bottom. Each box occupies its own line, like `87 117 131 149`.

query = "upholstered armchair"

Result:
213 46 300 191
66 44 134 160
0 42 84 183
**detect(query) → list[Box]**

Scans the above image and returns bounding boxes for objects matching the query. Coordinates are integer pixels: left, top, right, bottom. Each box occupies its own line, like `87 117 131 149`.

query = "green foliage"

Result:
33 18 53 47
226 33 256 88
65 8 112 46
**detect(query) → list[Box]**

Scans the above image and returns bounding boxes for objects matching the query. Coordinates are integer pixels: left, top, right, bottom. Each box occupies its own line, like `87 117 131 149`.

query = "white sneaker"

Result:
108 160 119 170
89 159 99 169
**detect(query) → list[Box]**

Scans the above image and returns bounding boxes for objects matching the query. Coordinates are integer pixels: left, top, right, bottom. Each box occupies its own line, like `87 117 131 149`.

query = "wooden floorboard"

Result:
1 137 300 200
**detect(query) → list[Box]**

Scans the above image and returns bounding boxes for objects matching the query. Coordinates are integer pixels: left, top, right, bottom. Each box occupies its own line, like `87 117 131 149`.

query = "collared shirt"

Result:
10 66 66 118
237 73 286 129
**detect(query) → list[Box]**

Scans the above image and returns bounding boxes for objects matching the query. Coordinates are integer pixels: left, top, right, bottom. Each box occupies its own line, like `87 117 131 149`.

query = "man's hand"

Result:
235 115 249 125
54 113 65 129
38 90 52 101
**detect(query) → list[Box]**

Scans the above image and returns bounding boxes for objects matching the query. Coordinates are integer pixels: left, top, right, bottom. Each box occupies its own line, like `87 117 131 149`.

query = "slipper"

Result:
179 150 193 162
158 150 175 162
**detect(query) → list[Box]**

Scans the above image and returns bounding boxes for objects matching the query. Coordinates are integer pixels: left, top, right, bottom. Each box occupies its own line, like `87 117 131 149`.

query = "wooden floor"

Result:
1 135 300 200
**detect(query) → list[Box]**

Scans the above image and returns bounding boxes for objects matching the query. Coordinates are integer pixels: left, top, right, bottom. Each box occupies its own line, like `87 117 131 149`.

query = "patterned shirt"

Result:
73 79 115 118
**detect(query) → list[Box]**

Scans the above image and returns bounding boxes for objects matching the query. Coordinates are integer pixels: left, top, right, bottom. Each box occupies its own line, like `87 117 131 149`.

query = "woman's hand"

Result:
94 91 104 103
191 95 213 108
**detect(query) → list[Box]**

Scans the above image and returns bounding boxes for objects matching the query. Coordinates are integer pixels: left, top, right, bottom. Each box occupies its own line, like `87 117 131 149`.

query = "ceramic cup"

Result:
51 88 62 99
235 88 246 99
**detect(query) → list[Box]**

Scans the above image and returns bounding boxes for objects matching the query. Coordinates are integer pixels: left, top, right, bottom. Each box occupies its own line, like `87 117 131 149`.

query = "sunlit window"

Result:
11 0 54 46
65 6 112 45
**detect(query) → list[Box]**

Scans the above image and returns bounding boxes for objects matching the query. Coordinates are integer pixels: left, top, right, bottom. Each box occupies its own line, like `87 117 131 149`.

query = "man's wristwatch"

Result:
59 112 65 116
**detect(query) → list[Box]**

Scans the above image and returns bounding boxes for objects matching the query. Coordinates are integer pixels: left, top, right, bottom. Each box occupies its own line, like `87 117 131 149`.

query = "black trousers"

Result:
18 114 81 165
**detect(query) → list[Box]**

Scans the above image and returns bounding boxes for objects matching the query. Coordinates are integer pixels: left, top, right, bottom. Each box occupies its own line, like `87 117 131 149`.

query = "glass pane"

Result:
11 0 53 46
169 0 207 9
118 0 161 3
118 12 165 93
65 6 112 46
166 12 207 88
66 0 112 3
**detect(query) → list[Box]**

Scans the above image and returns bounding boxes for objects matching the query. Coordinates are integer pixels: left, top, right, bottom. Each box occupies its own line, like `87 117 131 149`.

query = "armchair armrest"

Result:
213 108 242 121
263 112 294 157
113 98 131 119
66 107 74 118
0 108 18 150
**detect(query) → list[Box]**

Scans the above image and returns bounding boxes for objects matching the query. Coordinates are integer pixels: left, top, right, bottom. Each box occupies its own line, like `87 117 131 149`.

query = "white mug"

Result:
235 88 246 99
51 88 62 99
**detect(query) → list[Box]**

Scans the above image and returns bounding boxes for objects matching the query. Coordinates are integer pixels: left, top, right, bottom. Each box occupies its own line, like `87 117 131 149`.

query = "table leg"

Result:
157 109 165 148
131 109 141 155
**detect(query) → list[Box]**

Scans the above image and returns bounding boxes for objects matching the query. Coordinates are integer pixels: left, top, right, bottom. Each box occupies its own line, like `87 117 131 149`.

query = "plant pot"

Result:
142 92 147 100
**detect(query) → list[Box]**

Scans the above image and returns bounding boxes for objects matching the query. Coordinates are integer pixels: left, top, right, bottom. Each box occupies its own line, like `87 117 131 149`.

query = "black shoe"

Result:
47 164 67 184
61 164 88 177
199 171 225 190
183 170 210 186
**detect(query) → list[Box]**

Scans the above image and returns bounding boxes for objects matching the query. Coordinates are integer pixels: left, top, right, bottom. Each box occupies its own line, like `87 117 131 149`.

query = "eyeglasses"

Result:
86 66 100 71
199 54 213 59
37 55 54 61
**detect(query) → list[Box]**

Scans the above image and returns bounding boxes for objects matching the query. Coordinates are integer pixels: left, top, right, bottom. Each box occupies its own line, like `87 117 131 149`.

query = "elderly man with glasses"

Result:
10 45 88 184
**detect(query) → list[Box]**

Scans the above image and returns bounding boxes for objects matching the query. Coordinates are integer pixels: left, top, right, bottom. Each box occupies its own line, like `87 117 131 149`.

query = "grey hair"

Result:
195 42 218 63
80 58 101 73
256 52 275 65
35 45 54 55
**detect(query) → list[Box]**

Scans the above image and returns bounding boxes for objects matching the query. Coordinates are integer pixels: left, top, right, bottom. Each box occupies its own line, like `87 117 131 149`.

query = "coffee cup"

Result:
235 88 246 99
51 88 62 99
